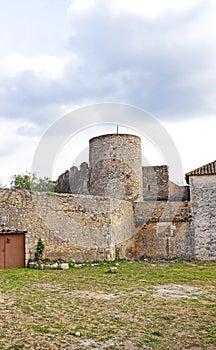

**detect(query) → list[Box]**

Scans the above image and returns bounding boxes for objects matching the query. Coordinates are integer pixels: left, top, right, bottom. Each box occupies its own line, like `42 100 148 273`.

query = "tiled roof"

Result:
185 160 216 183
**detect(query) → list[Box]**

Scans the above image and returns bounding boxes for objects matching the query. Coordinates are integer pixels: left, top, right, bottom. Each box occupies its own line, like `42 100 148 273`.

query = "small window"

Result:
147 184 151 191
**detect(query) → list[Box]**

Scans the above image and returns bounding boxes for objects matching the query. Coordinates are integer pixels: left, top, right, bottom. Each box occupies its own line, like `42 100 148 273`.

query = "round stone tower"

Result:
88 133 143 201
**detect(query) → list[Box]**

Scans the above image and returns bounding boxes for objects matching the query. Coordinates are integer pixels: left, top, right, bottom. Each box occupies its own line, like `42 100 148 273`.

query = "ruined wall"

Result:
55 162 89 195
189 175 216 261
169 181 190 201
0 189 133 264
1 181 214 262
142 166 169 200
133 201 191 224
55 161 188 203
89 134 143 202
118 201 193 260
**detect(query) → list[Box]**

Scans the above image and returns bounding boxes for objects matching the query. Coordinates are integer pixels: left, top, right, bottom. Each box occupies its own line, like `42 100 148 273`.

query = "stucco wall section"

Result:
189 175 216 261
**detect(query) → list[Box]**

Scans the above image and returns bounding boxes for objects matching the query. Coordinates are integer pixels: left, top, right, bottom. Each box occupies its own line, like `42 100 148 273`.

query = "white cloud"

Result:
164 116 216 177
108 0 202 18
67 0 95 13
0 0 216 187
0 53 64 81
0 119 40 186
67 0 203 18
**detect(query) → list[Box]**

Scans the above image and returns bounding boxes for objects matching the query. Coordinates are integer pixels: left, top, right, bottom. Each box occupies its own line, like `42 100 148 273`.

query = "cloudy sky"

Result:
0 0 216 186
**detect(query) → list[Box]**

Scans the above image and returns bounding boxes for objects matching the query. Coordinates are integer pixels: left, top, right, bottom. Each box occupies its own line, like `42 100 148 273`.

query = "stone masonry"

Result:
88 134 143 202
0 188 134 264
0 134 215 264
188 175 216 261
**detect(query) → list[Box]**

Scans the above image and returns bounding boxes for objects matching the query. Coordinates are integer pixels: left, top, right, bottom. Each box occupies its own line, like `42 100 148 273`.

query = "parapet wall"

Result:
55 162 189 202
55 162 89 194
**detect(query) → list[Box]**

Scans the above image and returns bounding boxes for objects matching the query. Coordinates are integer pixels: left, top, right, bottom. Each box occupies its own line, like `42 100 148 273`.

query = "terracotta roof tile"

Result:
185 160 216 183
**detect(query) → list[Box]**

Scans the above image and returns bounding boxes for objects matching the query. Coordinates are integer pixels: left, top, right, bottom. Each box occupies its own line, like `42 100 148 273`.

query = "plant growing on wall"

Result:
35 238 45 261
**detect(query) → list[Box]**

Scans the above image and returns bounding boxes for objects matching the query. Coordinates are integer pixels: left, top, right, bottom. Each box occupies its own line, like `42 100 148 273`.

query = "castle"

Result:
0 133 215 268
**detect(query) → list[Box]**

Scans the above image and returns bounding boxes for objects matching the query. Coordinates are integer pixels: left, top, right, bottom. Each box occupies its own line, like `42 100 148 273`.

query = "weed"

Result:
35 238 45 261
7 345 24 350
33 326 50 334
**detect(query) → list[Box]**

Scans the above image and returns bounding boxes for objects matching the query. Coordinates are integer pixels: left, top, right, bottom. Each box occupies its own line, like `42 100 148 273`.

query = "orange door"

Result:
0 234 25 269
0 235 5 269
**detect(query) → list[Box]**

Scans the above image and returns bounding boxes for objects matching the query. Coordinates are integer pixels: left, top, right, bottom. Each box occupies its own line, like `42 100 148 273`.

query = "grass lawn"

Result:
0 260 215 349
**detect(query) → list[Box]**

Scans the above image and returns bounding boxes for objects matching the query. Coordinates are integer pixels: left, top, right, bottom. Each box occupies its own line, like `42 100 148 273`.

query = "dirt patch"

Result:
33 282 213 301
67 290 118 300
153 284 209 299
0 293 13 306
32 282 63 292
33 283 118 300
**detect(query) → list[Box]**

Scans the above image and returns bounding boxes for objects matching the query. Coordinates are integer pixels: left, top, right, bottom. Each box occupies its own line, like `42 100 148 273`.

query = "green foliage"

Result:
10 173 32 190
35 238 45 261
10 172 54 192
33 326 50 334
7 345 24 350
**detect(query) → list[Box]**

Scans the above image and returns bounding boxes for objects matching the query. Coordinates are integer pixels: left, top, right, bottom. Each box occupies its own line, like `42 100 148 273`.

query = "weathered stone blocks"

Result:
88 134 143 202
189 175 216 261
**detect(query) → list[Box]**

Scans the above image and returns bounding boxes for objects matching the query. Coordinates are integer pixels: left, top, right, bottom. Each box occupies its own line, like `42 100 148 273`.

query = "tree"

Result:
32 176 55 192
10 173 32 190
10 172 54 192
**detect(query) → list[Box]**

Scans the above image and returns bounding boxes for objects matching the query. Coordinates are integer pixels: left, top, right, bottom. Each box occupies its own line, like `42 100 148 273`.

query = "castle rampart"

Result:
0 134 215 265
0 187 194 264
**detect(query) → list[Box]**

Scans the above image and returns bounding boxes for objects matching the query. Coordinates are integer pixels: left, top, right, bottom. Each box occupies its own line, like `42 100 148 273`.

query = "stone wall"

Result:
169 181 190 201
1 182 214 263
118 200 193 261
55 162 188 202
55 162 89 194
133 200 191 225
0 189 133 264
88 134 143 202
119 221 194 260
189 175 216 261
142 166 169 200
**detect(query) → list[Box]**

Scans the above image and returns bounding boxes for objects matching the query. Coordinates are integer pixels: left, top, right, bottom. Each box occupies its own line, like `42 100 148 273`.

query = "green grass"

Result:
0 260 215 349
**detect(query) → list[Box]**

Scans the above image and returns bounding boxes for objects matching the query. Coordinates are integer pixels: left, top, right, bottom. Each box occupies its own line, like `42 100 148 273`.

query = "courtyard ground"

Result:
0 260 215 349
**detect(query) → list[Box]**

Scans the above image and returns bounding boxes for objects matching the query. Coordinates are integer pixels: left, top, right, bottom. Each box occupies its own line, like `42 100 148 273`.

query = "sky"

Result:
0 0 216 186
